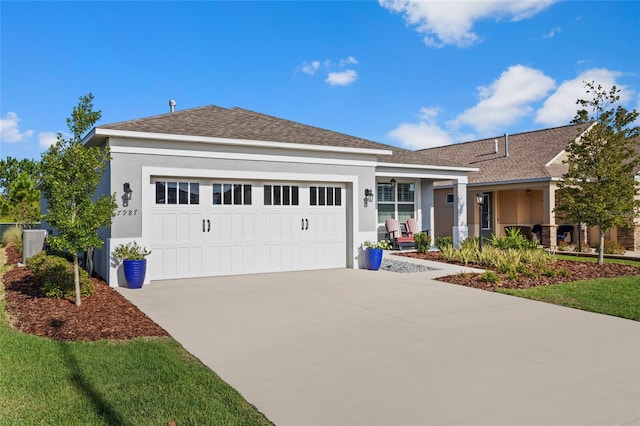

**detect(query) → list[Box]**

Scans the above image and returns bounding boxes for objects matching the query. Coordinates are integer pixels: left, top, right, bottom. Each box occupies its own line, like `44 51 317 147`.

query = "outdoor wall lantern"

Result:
364 188 374 202
476 192 484 252
123 183 133 201
390 178 397 188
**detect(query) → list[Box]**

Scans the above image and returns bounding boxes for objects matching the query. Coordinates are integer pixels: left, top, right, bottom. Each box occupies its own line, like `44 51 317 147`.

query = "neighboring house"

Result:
76 105 477 286
421 123 640 252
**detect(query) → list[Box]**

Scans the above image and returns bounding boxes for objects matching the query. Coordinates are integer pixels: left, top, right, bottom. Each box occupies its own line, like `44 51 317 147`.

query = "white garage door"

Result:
149 179 347 280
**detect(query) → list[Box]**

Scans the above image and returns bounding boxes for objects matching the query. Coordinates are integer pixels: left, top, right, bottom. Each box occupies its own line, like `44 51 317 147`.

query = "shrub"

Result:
543 268 560 278
461 237 479 251
556 241 574 252
480 271 500 284
457 246 478 265
363 240 391 250
440 245 457 261
414 232 431 253
435 236 453 250
521 249 555 270
112 241 152 260
26 252 94 299
487 228 538 251
1 225 23 249
596 240 626 255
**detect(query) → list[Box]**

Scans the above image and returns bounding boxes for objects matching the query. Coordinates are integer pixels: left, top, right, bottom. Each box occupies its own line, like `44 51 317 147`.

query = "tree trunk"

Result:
598 230 605 265
73 253 81 306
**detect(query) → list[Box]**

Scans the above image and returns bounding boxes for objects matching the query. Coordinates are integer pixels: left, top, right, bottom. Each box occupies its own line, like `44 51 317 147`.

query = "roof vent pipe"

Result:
169 99 176 113
504 133 509 157
494 139 498 154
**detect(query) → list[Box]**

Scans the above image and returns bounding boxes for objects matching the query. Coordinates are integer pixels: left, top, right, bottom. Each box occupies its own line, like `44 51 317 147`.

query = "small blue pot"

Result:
123 259 147 289
366 248 383 271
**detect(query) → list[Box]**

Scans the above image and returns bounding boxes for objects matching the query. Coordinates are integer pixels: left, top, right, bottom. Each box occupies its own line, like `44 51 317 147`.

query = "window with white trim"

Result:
264 185 299 206
155 181 199 205
310 186 342 206
377 182 415 223
213 183 252 205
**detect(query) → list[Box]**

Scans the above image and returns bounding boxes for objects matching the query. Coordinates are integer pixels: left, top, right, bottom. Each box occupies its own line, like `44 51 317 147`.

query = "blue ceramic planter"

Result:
366 248 383 270
123 259 146 289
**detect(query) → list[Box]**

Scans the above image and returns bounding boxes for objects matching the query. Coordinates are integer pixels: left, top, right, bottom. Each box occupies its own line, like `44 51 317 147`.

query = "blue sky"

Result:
1 0 639 161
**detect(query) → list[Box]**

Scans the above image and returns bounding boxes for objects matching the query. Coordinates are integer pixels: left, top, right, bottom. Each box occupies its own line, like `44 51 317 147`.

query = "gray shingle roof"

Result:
99 105 469 169
419 124 589 184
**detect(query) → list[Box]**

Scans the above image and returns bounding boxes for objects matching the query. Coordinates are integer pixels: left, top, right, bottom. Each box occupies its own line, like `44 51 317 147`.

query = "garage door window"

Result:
310 186 341 206
213 183 252 205
156 181 199 205
264 185 299 206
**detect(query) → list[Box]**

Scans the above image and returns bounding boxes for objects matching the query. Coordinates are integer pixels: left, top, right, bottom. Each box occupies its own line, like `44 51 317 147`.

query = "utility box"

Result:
22 229 47 261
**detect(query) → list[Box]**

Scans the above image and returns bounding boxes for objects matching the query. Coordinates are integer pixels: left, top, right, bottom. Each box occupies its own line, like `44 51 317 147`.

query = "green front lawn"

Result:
555 253 640 267
497 276 640 320
0 276 271 425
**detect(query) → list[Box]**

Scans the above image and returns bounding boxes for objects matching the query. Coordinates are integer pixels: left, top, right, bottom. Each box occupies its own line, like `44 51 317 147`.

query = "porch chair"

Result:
405 218 429 237
385 218 415 250
557 225 573 244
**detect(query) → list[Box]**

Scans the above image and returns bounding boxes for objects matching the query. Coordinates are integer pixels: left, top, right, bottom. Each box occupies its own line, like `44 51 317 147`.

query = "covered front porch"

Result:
435 181 581 249
374 165 473 249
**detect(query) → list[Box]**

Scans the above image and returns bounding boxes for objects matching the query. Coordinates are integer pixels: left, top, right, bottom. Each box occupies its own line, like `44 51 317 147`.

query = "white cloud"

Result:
0 112 34 143
535 68 626 127
543 26 561 39
452 65 556 134
38 132 58 149
326 70 358 86
379 0 556 47
301 60 320 75
300 56 359 85
339 56 359 67
387 106 455 149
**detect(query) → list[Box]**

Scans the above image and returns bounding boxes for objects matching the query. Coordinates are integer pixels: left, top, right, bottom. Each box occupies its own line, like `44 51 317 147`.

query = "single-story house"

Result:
420 123 640 251
78 105 477 286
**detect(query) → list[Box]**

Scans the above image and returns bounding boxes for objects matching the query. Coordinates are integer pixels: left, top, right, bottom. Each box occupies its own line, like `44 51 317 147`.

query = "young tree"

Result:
0 157 40 195
0 157 40 220
556 82 640 264
40 93 116 306
7 172 40 226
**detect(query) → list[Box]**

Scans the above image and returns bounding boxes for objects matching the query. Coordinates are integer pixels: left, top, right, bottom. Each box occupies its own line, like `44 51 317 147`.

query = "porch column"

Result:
452 180 468 248
541 183 558 249
420 179 435 240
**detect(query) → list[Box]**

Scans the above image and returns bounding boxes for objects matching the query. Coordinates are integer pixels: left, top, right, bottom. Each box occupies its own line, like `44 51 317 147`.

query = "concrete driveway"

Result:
118 258 640 426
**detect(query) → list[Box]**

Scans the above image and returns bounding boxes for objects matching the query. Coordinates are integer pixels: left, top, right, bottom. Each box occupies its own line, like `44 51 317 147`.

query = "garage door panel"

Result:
151 180 346 279
165 247 177 277
190 246 203 275
151 213 164 243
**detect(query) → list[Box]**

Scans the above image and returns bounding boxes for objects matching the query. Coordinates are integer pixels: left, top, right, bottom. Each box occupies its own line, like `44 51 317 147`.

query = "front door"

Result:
480 192 493 239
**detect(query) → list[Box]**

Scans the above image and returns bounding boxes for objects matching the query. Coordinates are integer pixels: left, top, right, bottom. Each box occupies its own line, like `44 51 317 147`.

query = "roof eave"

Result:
378 161 479 173
85 128 394 157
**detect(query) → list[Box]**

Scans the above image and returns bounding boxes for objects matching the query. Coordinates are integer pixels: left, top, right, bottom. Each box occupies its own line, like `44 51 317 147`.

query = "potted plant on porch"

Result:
363 240 391 270
112 241 151 289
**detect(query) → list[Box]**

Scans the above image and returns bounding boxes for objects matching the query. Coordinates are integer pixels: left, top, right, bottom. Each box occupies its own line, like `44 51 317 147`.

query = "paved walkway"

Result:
118 257 640 426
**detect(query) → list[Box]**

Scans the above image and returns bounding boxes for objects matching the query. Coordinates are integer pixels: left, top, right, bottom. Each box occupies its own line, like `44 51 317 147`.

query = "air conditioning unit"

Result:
22 229 47 261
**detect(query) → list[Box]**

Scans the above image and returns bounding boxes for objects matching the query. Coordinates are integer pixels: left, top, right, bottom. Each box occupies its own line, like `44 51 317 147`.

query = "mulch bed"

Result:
398 251 640 291
2 244 168 341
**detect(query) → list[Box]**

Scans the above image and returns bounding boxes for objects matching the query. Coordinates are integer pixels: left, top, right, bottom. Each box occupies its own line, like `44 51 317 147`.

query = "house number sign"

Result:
114 209 138 217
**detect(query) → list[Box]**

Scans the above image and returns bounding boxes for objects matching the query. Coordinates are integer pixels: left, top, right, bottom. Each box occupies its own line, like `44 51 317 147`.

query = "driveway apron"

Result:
118 265 640 426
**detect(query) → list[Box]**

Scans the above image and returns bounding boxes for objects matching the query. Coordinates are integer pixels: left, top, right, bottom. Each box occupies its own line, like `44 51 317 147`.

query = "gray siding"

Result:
108 150 377 239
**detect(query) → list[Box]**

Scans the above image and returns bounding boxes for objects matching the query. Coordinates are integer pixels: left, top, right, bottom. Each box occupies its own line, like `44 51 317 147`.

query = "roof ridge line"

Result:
419 122 588 151
99 105 226 128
